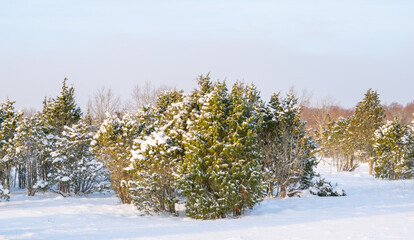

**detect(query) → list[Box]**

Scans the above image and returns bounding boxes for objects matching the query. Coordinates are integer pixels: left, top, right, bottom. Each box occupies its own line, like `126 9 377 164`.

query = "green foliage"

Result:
128 89 185 214
0 99 21 190
36 78 83 182
41 78 82 135
92 113 138 203
50 119 107 194
321 117 357 171
351 89 385 168
374 119 414 180
0 187 9 201
178 77 264 219
13 116 46 196
318 89 385 172
310 177 346 197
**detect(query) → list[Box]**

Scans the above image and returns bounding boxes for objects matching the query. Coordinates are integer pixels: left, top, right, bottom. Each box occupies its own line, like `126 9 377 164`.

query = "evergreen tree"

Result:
38 78 83 182
259 93 281 197
260 92 316 198
41 78 82 135
179 79 230 219
373 119 414 179
0 186 9 201
318 90 384 173
49 119 107 195
351 89 385 174
13 116 46 196
178 77 264 219
223 82 263 216
128 89 185 214
0 99 20 191
92 113 138 203
329 117 357 171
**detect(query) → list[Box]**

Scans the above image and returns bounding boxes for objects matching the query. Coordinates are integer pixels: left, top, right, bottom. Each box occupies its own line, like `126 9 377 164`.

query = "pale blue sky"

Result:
1 0 413 110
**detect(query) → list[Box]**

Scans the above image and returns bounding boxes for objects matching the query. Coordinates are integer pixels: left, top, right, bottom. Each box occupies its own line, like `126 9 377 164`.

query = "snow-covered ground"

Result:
1 163 414 240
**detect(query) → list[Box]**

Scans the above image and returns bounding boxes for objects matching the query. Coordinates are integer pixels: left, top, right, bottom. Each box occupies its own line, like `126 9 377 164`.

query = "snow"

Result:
52 157 63 164
1 163 414 239
34 180 48 188
60 176 70 182
140 131 169 152
90 140 97 146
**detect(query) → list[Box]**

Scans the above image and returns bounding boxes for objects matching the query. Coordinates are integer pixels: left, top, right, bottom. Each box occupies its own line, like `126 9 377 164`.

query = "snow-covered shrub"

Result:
0 99 20 193
127 90 184 215
92 113 137 203
260 92 317 198
50 120 108 195
0 187 10 201
178 79 264 219
309 177 346 197
128 130 180 214
34 180 48 193
374 119 414 180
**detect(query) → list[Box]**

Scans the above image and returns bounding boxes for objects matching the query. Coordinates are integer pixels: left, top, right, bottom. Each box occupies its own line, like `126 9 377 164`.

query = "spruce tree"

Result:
41 78 82 135
38 78 83 182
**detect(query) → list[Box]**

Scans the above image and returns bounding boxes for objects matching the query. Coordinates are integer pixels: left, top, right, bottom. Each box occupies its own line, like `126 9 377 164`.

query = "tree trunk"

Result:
369 159 374 175
268 181 273 198
279 186 287 198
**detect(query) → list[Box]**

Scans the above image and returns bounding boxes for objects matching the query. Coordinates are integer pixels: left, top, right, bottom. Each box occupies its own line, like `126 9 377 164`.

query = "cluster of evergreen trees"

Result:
93 75 316 218
0 76 318 219
317 89 414 179
0 79 106 198
2 77 413 217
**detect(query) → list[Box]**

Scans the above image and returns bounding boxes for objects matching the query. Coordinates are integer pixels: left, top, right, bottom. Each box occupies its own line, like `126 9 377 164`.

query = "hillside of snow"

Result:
1 163 413 240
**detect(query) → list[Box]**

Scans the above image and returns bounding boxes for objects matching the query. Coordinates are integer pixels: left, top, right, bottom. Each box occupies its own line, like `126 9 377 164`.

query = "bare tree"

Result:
22 108 37 118
384 101 414 125
125 81 170 112
88 87 121 125
313 98 336 132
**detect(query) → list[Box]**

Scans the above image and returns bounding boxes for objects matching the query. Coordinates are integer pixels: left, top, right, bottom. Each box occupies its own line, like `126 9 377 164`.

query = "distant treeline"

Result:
301 99 414 131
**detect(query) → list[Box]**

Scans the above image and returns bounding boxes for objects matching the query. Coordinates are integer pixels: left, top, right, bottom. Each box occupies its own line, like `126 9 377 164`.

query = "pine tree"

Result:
41 78 82 135
373 118 414 179
351 89 385 174
38 78 83 182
